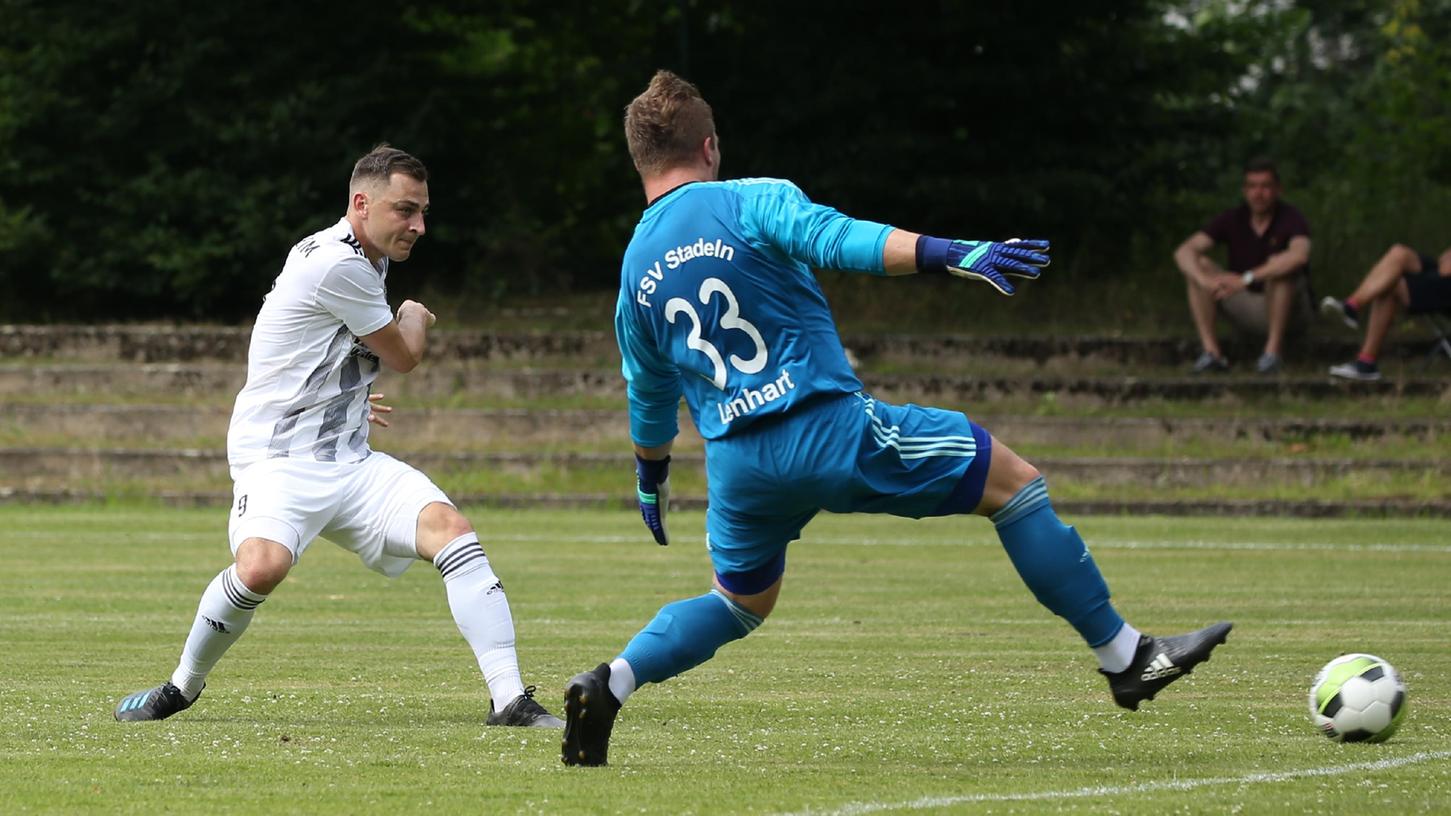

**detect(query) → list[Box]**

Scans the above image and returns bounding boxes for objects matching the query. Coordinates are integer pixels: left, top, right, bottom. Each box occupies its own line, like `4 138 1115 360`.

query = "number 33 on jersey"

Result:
617 179 884 444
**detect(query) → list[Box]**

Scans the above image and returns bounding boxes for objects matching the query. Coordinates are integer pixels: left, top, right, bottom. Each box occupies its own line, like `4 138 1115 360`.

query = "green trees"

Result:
0 0 656 319
0 1 1446 320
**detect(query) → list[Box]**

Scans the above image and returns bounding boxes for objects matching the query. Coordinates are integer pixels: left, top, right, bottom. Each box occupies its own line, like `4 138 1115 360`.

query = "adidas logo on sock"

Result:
1140 653 1181 681
202 616 229 634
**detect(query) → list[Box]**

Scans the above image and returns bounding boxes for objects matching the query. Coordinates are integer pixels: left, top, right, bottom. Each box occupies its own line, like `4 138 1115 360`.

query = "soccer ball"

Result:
1308 653 1408 743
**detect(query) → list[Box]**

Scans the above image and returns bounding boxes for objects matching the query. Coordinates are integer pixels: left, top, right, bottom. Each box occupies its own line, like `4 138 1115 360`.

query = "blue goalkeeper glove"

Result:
635 455 671 546
918 236 1051 296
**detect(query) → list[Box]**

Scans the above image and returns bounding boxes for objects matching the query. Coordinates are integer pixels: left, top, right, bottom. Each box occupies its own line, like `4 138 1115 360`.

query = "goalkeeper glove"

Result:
635 455 671 546
918 236 1051 296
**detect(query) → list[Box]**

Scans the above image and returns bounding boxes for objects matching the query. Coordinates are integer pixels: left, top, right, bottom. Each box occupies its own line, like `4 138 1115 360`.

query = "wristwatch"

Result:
1242 270 1256 286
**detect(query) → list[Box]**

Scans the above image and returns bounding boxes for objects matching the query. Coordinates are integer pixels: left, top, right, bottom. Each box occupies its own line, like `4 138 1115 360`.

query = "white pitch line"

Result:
465 533 1451 555
778 750 1451 816
1 531 209 542
4 531 1448 555
1104 539 1451 554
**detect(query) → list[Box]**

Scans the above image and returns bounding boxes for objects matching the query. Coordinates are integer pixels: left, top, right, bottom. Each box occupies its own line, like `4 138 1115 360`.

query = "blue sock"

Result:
619 590 763 685
992 476 1124 647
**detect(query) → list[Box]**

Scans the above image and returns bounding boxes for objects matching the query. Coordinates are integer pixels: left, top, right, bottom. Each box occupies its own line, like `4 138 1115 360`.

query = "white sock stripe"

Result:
436 545 487 579
435 541 484 569
221 566 264 610
1003 478 1049 512
434 533 488 579
991 476 1050 527
439 550 487 580
711 590 764 632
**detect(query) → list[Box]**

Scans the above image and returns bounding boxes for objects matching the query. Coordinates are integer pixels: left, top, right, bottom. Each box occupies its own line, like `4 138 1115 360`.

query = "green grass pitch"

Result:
2 506 1449 814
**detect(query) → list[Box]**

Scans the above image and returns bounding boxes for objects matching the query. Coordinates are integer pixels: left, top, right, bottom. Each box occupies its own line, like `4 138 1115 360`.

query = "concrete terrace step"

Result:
4 324 1430 366
846 334 1364 367
3 403 1447 450
0 325 616 363
3 364 1446 404
866 373 1450 403
0 404 644 448
4 486 1448 518
0 364 623 400
7 447 1445 489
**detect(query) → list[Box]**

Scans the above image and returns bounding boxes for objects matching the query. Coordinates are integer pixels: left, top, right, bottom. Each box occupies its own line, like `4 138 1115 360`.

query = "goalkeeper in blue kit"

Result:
561 71 1232 767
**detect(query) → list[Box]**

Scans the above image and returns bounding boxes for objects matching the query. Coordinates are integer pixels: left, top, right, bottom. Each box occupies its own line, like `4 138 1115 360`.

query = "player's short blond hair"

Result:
349 144 428 192
624 70 716 176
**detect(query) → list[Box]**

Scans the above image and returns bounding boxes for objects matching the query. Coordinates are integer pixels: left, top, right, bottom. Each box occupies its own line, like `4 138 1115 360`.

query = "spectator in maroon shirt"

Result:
1173 158 1313 374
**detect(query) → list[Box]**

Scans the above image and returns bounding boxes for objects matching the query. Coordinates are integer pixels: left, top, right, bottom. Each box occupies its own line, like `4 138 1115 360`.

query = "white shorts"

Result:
227 452 452 578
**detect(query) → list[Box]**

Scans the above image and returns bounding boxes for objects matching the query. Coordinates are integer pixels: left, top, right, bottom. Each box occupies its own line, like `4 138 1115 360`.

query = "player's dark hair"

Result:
1243 156 1279 182
350 143 428 190
624 70 716 176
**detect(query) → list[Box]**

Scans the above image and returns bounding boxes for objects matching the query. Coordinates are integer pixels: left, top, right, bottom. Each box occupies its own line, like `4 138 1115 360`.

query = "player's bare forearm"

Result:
395 300 434 368
881 229 921 276
361 300 434 373
1438 248 1451 277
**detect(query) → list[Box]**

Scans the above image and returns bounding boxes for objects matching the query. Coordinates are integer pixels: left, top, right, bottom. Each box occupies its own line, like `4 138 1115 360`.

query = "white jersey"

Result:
227 218 395 474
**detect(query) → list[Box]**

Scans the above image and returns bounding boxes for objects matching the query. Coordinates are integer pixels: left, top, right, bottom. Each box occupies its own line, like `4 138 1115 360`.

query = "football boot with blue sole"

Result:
114 681 199 721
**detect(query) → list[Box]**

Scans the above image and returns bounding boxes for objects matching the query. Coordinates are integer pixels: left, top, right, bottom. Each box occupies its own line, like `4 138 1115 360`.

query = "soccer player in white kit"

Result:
115 145 561 728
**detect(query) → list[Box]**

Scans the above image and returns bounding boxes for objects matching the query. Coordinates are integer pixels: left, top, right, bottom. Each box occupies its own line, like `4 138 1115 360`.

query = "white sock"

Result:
1094 622 1143 674
608 657 637 704
170 564 267 699
435 533 525 709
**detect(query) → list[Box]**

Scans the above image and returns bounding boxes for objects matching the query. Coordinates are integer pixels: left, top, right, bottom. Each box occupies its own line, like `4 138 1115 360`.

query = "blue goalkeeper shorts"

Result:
704 392 992 593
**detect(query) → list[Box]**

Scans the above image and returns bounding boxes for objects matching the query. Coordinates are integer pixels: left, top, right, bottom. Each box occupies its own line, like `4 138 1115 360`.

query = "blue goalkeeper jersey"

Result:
616 178 893 445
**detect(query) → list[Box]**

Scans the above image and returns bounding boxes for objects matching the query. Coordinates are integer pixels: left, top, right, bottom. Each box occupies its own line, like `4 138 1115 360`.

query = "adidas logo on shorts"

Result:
1140 653 1181 681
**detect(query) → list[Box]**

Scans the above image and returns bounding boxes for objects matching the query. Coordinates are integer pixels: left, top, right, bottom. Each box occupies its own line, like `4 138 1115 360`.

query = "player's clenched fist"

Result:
398 299 436 326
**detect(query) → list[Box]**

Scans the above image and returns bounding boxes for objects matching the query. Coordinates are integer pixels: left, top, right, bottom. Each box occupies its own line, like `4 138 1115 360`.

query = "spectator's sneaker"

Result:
1320 296 1360 330
487 685 564 728
561 663 621 767
114 681 199 722
1329 359 1382 382
1101 622 1232 711
1255 352 1282 374
1190 351 1230 374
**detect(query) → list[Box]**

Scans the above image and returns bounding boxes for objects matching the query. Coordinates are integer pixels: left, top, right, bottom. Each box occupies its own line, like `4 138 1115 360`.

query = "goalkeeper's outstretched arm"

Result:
740 180 1050 295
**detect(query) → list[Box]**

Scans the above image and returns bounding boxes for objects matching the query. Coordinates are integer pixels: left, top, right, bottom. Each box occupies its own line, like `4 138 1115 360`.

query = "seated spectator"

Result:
1320 245 1451 381
1173 157 1313 374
